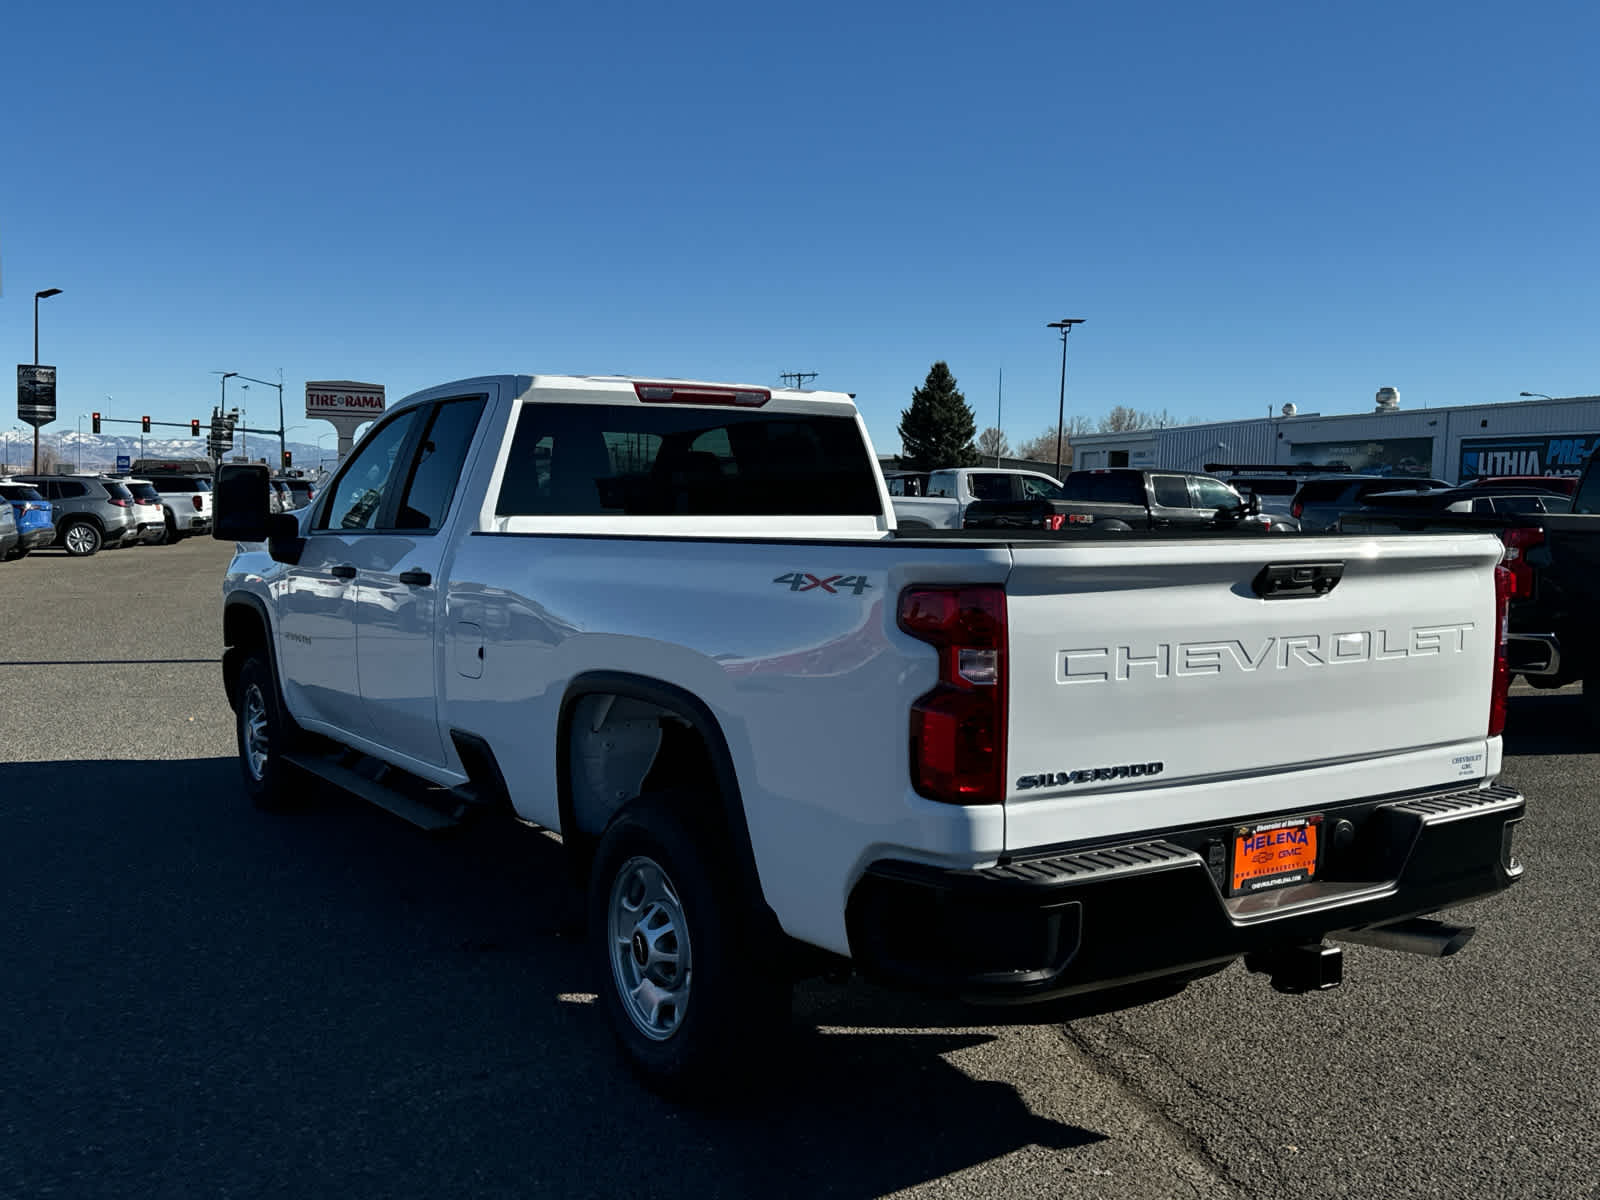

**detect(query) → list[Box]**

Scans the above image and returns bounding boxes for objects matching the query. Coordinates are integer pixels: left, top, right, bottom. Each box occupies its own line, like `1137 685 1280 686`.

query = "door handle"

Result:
330 564 357 580
398 569 432 587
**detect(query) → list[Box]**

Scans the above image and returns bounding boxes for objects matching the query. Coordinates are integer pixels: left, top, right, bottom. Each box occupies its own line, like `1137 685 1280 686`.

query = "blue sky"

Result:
3 0 1596 459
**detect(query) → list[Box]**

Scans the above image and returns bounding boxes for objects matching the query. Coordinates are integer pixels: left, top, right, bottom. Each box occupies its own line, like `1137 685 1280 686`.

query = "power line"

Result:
779 371 818 390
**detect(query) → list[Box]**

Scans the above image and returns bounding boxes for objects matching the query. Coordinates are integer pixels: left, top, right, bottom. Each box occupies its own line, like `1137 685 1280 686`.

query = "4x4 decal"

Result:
773 572 873 596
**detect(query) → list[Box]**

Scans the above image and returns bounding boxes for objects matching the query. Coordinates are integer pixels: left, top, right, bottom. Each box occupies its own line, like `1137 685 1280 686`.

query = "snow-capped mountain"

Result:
2 431 331 473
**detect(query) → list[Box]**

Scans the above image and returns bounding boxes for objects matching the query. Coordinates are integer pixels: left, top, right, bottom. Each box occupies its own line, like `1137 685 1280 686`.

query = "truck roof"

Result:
396 374 859 414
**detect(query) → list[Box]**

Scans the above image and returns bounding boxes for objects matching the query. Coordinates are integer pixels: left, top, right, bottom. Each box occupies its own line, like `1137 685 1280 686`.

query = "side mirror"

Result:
213 464 272 541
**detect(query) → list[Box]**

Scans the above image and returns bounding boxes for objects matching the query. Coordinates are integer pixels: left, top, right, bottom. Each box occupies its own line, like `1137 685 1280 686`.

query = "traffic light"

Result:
191 419 200 436
141 415 151 433
91 412 101 434
282 450 293 469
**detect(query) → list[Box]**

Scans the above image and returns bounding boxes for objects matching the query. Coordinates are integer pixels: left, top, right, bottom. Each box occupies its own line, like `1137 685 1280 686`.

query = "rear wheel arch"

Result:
557 672 773 929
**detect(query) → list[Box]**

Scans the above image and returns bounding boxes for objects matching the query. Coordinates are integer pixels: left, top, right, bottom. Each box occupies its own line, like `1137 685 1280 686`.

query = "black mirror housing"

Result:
212 464 273 541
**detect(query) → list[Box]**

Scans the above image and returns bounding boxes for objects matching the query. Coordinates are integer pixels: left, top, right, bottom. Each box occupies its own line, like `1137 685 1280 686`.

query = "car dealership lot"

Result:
1 539 1595 1199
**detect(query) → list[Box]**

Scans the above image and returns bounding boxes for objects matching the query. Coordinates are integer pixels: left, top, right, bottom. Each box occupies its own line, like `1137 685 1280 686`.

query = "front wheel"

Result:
588 794 790 1099
235 654 301 809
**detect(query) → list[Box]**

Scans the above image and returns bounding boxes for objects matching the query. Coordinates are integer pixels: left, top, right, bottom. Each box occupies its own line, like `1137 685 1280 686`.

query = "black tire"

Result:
62 520 102 556
163 513 183 544
235 654 302 809
588 792 790 1099
1581 677 1600 733
1 548 24 562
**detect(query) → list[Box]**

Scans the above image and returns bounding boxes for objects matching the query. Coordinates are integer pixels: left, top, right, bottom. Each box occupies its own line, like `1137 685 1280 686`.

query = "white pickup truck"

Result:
891 466 1066 529
214 373 1525 1097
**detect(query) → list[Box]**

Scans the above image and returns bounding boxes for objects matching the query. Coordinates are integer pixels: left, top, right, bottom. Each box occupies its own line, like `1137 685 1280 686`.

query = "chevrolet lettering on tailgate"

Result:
1059 623 1475 684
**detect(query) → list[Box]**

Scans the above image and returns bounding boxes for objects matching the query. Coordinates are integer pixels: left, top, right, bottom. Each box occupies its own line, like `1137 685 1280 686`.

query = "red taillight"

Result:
1291 500 1303 519
632 381 770 407
1498 526 1544 600
1489 564 1513 737
110 498 131 507
192 495 203 511
899 585 1007 804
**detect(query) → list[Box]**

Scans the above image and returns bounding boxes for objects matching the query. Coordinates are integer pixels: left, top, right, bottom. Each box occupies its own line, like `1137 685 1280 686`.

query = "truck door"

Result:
353 393 490 767
279 407 428 739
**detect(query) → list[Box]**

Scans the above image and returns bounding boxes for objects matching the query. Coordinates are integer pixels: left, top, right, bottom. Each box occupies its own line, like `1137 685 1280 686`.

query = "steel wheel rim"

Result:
608 855 692 1041
65 525 96 554
241 683 270 781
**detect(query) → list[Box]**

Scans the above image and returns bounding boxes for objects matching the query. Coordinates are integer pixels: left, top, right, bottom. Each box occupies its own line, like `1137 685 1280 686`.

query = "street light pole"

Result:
231 372 287 469
1046 318 1086 478
1519 391 1553 401
32 288 62 473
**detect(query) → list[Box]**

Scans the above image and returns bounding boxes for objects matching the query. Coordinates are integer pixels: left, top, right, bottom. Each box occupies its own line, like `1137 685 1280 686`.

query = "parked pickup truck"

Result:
1342 466 1600 722
890 466 1065 529
214 373 1526 1098
963 467 1294 533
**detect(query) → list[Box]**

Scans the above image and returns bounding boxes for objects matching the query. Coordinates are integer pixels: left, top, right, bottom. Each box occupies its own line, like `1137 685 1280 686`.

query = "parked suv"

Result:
144 474 213 542
1290 474 1452 532
0 481 56 559
121 478 168 545
283 478 315 509
12 474 139 555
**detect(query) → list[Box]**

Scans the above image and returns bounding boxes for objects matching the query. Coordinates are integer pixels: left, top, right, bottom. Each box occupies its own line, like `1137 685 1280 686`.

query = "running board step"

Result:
285 752 462 831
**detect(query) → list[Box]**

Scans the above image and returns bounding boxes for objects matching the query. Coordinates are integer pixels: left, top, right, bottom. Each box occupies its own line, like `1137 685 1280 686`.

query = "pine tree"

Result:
897 362 980 470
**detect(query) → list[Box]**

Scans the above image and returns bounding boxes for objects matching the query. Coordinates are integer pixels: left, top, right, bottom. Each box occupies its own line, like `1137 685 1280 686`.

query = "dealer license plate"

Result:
1230 815 1321 895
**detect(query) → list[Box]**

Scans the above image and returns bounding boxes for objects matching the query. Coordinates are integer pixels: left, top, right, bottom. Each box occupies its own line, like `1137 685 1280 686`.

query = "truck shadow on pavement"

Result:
1504 691 1595 757
1 757 1103 1200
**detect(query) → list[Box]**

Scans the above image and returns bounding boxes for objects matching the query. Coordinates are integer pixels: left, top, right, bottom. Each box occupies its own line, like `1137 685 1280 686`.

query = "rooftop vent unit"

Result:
1375 386 1400 413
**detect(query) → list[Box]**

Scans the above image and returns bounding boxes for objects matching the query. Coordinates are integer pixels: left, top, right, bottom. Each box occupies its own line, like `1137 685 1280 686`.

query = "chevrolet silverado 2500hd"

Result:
214 374 1526 1096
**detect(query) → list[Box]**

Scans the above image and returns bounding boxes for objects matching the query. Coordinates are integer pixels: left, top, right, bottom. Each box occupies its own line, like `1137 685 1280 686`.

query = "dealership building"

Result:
1068 390 1600 482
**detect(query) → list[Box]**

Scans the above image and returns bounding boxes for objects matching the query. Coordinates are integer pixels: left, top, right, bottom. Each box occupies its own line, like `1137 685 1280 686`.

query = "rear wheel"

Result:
589 793 790 1099
163 513 183 544
62 521 102 556
1 548 25 561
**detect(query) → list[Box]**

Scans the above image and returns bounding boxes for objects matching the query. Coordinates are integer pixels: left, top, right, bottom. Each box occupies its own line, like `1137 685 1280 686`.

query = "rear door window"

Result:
1063 472 1145 504
1151 475 1190 508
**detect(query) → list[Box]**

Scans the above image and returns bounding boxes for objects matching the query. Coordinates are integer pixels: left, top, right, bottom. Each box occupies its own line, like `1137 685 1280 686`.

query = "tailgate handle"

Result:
1253 561 1344 599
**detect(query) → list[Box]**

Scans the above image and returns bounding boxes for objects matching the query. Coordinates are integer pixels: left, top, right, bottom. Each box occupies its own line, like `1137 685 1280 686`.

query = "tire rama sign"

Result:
306 381 385 419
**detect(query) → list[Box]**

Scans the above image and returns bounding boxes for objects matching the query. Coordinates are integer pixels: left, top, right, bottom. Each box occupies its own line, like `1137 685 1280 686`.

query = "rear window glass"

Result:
968 474 1013 501
150 477 207 493
126 483 160 501
1063 471 1145 505
495 404 881 517
101 482 133 501
0 484 44 501
1355 480 1416 499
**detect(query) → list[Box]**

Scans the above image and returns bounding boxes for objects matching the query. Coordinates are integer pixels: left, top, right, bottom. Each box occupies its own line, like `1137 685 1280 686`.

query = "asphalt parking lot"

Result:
2 538 1595 1199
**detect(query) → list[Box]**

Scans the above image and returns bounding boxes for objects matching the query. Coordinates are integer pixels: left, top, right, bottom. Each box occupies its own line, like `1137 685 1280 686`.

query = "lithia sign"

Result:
1460 435 1600 479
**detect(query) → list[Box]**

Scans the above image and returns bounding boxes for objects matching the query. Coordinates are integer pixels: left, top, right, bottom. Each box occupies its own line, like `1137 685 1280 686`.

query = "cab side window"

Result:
317 410 424 532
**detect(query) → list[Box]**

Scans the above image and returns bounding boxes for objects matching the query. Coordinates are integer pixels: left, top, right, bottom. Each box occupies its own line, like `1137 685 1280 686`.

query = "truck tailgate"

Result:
1002 534 1505 850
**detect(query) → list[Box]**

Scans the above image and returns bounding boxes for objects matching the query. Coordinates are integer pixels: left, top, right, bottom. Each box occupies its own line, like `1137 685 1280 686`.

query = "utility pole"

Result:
779 371 818 390
996 367 1004 466
1046 318 1086 478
